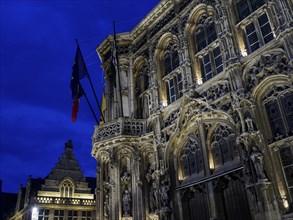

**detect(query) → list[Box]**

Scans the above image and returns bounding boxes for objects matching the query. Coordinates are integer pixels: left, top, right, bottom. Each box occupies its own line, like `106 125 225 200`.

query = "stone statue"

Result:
159 181 169 207
250 146 267 181
152 170 161 210
104 195 109 219
145 167 152 183
145 167 155 212
121 172 131 185
122 190 131 216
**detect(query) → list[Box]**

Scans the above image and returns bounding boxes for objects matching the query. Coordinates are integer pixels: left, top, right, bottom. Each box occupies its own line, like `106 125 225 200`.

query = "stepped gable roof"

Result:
46 140 85 182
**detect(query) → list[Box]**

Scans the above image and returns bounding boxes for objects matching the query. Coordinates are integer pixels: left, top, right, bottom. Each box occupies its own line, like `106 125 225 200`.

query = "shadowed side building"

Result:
92 0 293 219
6 140 96 220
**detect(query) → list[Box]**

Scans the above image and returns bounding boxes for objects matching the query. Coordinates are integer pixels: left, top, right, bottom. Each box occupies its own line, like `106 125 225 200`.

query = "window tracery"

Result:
235 0 274 54
194 14 223 82
211 125 237 168
263 86 293 143
279 145 293 201
162 42 183 104
181 136 204 178
135 62 150 119
60 180 74 198
236 0 265 21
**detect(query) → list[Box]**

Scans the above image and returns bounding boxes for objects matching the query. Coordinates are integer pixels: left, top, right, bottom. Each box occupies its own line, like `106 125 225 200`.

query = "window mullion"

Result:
253 18 265 46
278 97 290 136
210 50 217 77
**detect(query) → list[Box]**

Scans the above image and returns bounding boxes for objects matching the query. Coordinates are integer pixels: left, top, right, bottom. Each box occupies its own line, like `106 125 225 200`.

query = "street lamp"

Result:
31 206 39 220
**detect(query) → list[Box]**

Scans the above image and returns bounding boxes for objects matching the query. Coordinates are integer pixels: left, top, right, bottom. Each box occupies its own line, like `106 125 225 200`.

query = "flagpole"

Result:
75 39 105 123
81 84 99 124
113 21 124 118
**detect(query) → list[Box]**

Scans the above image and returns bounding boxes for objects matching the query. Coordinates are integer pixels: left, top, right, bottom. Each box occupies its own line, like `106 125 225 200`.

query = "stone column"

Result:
199 123 217 219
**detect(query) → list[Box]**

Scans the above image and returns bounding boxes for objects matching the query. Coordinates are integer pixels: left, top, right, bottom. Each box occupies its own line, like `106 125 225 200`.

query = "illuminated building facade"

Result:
92 0 293 219
8 140 96 220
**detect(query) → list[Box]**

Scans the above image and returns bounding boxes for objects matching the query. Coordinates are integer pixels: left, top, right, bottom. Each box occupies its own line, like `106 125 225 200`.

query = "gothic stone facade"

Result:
92 0 293 219
9 141 96 220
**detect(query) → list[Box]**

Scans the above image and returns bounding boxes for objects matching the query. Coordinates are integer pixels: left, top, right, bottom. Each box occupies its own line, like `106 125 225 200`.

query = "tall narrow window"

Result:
136 63 150 118
245 13 274 53
181 137 204 178
164 47 180 76
195 15 223 82
236 0 274 54
263 88 293 142
211 125 237 168
236 0 265 21
279 146 293 201
60 180 74 198
162 42 183 104
168 78 176 103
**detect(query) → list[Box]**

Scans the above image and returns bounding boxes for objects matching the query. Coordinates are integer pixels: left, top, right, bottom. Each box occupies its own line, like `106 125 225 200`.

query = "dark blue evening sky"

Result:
0 0 159 193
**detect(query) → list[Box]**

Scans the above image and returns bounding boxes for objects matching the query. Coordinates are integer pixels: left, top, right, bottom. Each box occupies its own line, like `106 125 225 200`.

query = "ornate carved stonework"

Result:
94 1 293 219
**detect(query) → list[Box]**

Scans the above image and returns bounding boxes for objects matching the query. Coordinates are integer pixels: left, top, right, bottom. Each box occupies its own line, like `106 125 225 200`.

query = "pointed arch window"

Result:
236 0 265 21
235 0 274 54
263 87 293 143
181 137 204 178
60 180 74 198
135 63 150 118
279 145 293 201
211 125 237 168
164 47 179 76
162 43 183 104
194 15 223 82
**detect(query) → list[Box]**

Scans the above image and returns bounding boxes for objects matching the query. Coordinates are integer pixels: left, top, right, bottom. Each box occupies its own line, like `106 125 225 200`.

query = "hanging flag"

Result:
70 45 88 122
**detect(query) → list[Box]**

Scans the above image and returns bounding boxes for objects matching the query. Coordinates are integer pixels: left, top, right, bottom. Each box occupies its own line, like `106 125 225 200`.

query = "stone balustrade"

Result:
93 118 146 141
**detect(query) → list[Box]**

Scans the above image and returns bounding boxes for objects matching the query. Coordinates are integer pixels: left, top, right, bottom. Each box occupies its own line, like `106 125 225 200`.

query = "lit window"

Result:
195 15 223 82
236 0 274 54
245 13 274 53
264 88 293 143
236 0 265 21
135 63 150 119
211 125 237 168
279 146 293 201
162 42 183 104
181 137 204 178
164 49 179 76
60 180 74 198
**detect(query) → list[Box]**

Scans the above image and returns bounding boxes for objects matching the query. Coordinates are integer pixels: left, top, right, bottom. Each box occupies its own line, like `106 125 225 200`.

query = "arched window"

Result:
60 180 74 198
195 15 223 82
211 125 237 168
135 63 150 119
164 47 179 76
236 0 265 21
181 137 204 178
162 43 183 104
263 86 293 143
235 0 274 54
279 145 293 201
